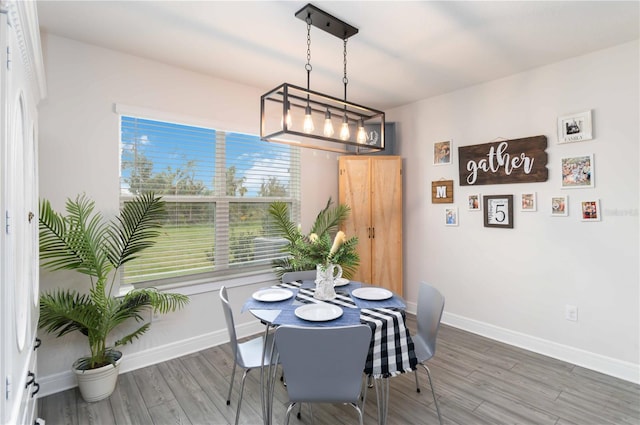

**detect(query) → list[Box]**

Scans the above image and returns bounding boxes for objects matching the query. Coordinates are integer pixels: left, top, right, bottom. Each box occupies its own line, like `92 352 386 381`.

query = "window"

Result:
119 114 300 286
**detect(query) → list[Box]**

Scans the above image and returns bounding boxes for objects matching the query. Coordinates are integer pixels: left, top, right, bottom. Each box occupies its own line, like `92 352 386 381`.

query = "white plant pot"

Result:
73 352 122 402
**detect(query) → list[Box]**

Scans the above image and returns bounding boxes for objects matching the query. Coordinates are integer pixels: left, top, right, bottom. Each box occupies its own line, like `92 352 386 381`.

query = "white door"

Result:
1 1 42 423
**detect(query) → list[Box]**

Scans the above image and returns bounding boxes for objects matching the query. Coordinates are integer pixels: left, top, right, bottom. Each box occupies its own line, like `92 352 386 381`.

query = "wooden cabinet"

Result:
338 156 403 295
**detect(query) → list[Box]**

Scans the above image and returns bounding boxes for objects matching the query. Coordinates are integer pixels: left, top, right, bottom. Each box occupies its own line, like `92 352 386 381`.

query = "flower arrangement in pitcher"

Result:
306 230 358 268
268 199 360 278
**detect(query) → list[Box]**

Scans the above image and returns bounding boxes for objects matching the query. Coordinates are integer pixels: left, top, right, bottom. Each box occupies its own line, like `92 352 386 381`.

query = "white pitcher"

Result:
314 263 342 300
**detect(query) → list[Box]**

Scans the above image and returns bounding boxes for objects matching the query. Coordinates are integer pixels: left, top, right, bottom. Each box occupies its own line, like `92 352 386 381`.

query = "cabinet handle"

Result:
367 227 371 239
26 371 35 388
34 337 41 350
31 382 40 397
372 227 375 239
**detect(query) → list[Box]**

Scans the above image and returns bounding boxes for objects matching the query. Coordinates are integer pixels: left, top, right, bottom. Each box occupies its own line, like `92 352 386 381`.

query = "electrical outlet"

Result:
565 305 578 321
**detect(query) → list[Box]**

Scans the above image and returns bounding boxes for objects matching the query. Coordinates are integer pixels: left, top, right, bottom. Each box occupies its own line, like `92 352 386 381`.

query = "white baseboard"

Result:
37 320 266 398
440 311 640 385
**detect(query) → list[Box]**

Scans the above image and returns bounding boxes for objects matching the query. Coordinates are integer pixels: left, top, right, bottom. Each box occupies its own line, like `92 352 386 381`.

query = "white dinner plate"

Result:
252 288 294 302
334 278 350 287
295 304 343 321
351 287 393 301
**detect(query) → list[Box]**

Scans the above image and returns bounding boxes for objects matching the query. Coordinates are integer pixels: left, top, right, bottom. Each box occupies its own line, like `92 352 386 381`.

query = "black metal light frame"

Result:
260 3 386 154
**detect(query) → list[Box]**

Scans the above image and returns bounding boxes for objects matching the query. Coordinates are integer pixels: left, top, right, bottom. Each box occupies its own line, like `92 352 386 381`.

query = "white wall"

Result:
37 34 339 393
390 40 639 382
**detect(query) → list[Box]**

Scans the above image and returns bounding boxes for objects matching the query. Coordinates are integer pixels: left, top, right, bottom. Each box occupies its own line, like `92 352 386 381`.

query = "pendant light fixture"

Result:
260 3 385 154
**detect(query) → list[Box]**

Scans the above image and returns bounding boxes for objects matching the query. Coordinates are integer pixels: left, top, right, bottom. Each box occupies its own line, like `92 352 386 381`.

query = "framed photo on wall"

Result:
520 192 537 212
433 140 452 165
581 200 601 221
551 195 568 216
558 110 593 144
483 195 513 228
444 207 458 226
561 154 594 189
468 194 481 211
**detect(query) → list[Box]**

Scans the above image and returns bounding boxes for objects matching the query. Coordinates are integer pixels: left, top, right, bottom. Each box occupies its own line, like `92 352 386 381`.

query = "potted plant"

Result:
268 198 359 279
38 192 189 402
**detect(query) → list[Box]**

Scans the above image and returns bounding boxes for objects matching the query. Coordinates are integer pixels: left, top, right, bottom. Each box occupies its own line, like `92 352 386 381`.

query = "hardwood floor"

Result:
38 316 640 425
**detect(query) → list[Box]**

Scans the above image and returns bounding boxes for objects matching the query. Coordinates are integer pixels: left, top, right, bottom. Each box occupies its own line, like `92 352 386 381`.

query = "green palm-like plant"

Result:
38 193 189 370
269 198 359 279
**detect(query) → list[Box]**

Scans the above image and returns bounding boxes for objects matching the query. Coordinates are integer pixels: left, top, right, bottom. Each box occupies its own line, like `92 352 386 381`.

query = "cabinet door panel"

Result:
339 157 372 282
2 4 41 424
371 158 403 295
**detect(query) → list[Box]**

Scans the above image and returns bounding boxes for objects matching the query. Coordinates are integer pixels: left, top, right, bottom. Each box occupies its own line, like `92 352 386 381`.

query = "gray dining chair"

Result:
219 286 277 425
275 324 372 425
412 281 445 425
280 270 316 417
281 270 316 284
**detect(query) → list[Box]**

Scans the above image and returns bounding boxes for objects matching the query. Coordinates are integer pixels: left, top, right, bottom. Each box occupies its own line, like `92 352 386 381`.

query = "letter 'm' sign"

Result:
431 180 454 203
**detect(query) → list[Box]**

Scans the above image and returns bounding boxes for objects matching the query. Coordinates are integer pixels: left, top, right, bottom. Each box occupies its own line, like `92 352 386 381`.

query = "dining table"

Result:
241 279 418 425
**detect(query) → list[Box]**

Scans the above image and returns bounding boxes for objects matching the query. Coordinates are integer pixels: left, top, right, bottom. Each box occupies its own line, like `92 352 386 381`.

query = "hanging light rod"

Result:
261 3 385 154
294 3 359 40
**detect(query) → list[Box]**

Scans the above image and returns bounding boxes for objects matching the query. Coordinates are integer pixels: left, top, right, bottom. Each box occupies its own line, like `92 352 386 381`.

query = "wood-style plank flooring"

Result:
38 315 640 425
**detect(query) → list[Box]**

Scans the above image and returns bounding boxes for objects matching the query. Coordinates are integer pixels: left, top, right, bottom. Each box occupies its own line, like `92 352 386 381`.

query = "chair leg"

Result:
361 375 369 419
235 369 250 425
422 364 443 425
373 377 390 425
348 403 364 425
227 361 237 405
297 403 302 419
414 368 421 393
284 402 296 425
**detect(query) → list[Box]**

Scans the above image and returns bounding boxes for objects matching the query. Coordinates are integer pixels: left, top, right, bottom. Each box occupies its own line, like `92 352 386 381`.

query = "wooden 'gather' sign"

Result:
458 136 548 186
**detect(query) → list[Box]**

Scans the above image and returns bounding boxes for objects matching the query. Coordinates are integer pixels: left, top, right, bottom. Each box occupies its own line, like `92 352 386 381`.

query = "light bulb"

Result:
356 119 367 144
323 109 334 137
339 115 350 141
285 111 293 129
303 106 314 134
280 102 293 130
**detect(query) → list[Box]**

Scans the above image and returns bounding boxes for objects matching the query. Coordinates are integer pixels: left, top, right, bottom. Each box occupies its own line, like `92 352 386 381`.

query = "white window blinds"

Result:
119 114 300 286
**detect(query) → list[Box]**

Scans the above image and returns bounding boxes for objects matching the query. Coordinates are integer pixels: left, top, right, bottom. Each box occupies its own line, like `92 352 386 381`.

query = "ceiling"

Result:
36 1 639 111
